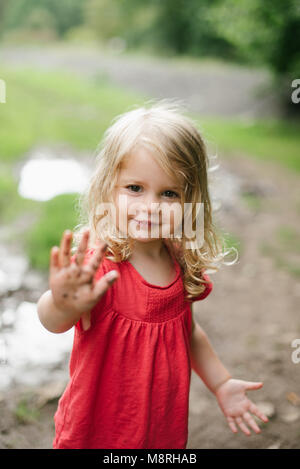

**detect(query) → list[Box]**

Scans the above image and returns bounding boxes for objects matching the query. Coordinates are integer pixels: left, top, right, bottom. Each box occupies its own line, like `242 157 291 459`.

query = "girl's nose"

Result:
142 193 161 210
138 196 161 221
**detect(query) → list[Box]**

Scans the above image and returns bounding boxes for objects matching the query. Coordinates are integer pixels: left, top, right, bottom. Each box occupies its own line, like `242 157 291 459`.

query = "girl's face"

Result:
112 147 183 242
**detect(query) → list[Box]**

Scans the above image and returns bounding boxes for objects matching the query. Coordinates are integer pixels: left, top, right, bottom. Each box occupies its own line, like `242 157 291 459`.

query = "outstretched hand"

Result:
49 229 118 316
214 379 269 436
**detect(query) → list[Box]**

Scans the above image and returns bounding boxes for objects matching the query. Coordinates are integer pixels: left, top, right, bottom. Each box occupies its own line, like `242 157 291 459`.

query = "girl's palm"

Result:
49 229 118 315
215 379 269 436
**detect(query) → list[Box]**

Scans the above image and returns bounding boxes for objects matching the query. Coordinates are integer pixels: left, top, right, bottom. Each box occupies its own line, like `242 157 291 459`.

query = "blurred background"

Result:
0 0 299 449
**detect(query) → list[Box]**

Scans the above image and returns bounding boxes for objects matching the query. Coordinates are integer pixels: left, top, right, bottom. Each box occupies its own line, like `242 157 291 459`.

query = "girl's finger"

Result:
92 270 119 300
86 242 108 276
75 229 90 267
244 381 263 391
59 230 73 268
235 416 251 436
227 416 238 434
50 246 60 274
250 403 269 423
243 411 261 434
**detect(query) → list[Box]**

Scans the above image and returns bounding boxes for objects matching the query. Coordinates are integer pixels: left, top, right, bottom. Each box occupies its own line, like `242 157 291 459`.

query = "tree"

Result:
211 0 300 114
2 0 86 37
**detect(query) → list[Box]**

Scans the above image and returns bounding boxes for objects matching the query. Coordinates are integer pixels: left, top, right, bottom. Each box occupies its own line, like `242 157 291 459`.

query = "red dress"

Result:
53 245 213 449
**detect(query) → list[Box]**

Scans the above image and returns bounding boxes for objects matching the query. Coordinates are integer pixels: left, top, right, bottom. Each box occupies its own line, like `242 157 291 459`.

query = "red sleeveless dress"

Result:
53 247 213 449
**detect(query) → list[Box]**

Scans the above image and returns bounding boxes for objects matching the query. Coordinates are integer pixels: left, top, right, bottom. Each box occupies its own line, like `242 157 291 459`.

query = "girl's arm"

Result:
189 311 232 393
37 289 85 333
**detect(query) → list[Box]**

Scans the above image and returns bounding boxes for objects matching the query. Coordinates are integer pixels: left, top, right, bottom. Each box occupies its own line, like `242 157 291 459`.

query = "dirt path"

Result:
0 44 281 118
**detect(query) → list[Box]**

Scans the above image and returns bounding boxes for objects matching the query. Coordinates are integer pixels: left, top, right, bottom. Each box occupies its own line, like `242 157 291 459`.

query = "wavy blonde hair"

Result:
73 99 238 301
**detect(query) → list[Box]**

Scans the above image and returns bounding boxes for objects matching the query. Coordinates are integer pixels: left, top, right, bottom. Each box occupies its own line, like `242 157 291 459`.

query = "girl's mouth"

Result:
133 219 159 228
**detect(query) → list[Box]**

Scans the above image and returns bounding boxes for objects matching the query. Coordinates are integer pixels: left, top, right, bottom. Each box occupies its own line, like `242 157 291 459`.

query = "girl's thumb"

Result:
245 381 263 391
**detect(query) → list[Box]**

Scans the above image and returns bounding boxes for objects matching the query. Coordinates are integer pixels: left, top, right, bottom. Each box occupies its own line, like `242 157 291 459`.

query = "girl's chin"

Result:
129 230 161 241
132 236 161 242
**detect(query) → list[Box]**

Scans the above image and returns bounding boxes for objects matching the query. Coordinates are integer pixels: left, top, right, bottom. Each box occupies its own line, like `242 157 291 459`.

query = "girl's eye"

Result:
163 190 179 199
126 186 179 198
126 185 141 192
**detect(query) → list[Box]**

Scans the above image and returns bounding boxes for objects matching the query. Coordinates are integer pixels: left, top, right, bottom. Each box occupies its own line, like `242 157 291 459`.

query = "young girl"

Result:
37 101 268 449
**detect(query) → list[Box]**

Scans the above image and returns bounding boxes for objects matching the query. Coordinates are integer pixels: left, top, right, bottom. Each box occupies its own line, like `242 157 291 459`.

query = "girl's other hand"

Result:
214 379 269 436
49 229 118 316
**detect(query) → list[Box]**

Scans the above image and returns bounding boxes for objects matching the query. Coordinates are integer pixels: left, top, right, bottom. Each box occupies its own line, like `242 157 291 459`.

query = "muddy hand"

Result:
49 229 119 315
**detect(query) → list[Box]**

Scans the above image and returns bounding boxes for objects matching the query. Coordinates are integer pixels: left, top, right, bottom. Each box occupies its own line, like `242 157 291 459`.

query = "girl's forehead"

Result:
120 147 155 167
118 150 180 187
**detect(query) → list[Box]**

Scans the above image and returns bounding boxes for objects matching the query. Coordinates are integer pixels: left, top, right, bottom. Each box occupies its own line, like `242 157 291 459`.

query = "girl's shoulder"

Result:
190 272 213 302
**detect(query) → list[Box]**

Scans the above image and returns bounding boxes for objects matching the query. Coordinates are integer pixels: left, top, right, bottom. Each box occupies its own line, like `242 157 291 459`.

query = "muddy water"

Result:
0 244 74 391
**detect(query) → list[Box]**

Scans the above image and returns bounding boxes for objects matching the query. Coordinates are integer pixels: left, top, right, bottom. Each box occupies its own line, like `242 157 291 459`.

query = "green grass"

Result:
276 226 300 254
0 164 40 224
260 225 300 278
241 193 263 212
14 396 40 424
0 165 21 219
0 66 147 162
191 115 300 173
261 244 300 278
24 193 81 271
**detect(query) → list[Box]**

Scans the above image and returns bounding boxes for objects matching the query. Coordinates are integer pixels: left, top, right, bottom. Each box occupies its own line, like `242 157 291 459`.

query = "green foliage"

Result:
84 0 238 58
24 193 81 271
147 0 237 58
2 0 86 37
211 0 300 112
211 0 300 75
0 0 8 36
85 0 126 40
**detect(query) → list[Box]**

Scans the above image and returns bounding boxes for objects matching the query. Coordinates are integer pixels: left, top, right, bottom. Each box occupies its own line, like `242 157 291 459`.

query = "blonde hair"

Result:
73 99 238 301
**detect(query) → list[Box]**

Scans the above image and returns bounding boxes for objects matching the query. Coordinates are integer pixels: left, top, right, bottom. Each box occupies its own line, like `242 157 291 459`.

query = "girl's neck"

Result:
129 239 167 262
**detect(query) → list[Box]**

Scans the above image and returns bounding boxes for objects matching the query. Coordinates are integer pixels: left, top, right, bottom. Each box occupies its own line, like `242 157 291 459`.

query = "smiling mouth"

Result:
133 219 160 227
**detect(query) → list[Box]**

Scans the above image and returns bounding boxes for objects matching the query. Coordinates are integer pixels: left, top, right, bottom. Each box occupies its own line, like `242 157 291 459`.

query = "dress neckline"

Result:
123 243 181 289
